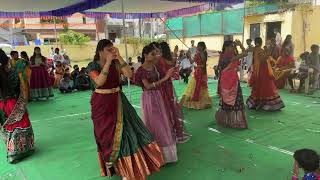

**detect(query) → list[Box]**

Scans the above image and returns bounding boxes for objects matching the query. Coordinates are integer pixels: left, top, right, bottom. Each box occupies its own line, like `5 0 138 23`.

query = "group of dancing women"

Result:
0 36 287 179
86 37 286 179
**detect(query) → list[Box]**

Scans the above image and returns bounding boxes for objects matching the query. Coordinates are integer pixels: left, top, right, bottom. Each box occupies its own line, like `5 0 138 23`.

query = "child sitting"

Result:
292 149 320 180
59 73 74 93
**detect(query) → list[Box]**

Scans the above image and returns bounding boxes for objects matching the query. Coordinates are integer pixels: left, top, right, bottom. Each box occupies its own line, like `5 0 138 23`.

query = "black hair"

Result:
294 149 319 172
55 48 60 52
254 37 263 46
222 40 234 54
150 42 160 49
141 45 156 64
10 51 18 57
198 41 207 50
137 56 142 62
0 49 10 98
282 35 292 49
246 39 252 42
93 39 113 62
20 51 29 61
63 73 70 79
159 42 173 61
311 44 319 50
30 47 46 65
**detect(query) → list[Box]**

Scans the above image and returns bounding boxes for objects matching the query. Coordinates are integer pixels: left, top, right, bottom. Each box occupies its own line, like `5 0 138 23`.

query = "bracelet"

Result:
153 82 156 88
291 175 299 180
120 62 127 68
102 70 109 76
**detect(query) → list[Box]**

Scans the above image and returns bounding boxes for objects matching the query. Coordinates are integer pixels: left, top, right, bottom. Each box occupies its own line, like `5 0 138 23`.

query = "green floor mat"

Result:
0 80 319 180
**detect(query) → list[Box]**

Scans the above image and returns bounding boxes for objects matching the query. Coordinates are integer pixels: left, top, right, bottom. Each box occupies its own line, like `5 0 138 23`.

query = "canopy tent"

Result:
83 0 245 100
0 0 245 100
0 0 245 18
0 0 111 17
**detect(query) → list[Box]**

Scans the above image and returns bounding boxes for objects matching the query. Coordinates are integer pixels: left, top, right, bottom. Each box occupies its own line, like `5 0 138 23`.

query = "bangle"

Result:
291 175 298 180
120 62 127 68
102 70 108 76
153 82 156 88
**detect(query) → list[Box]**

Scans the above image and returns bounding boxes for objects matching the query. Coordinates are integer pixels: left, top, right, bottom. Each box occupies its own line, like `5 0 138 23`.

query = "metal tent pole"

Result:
121 0 131 102
54 17 58 46
240 1 246 82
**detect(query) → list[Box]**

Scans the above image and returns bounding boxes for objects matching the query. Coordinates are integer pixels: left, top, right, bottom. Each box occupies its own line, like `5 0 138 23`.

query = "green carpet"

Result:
0 80 319 180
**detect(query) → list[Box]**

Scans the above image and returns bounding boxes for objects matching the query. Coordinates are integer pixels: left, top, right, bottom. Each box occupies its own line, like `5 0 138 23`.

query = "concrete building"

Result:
0 13 165 46
168 1 320 58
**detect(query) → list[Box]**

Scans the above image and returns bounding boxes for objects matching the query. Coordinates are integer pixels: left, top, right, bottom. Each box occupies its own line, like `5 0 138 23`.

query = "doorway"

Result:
266 21 282 41
250 23 260 40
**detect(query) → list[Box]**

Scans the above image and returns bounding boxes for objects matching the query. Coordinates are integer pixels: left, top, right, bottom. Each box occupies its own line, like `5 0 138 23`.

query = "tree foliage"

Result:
59 30 90 45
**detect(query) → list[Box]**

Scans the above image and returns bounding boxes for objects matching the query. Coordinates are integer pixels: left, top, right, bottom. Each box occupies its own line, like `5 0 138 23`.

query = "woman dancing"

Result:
135 44 178 163
180 42 212 109
156 42 190 143
0 49 35 164
247 37 285 111
216 40 248 129
87 39 164 179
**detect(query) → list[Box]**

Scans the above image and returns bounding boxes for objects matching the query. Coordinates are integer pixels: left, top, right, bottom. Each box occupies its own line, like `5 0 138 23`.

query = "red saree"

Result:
192 53 208 101
88 61 164 179
274 55 295 89
158 57 190 143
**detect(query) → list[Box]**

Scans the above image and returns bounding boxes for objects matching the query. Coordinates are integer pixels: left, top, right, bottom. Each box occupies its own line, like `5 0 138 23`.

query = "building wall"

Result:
168 34 243 51
291 5 320 54
243 11 293 48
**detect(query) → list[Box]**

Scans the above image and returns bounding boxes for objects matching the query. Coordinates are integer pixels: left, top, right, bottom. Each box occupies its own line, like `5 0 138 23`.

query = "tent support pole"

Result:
240 1 246 82
121 0 131 102
54 17 58 47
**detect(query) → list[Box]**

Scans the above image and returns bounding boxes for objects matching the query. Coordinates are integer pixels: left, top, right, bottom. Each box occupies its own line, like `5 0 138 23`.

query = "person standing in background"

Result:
188 40 197 59
274 28 282 47
282 35 295 57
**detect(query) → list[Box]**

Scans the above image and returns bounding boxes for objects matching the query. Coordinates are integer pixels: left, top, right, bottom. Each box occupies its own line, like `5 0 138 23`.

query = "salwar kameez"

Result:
88 61 164 179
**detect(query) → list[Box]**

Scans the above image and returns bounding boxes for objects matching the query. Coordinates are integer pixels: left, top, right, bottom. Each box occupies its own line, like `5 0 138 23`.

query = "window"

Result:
82 17 86 24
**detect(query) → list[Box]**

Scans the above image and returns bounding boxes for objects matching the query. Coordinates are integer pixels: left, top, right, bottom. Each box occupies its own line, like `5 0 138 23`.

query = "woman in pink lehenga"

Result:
151 42 190 143
135 45 178 163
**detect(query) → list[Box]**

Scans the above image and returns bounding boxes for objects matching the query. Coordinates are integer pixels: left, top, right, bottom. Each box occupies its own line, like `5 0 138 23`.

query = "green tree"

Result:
59 30 90 45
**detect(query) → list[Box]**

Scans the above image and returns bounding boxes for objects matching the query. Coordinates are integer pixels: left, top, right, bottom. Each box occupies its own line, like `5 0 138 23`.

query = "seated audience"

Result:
179 51 193 84
307 44 320 90
59 73 74 93
273 48 295 89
